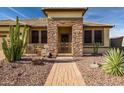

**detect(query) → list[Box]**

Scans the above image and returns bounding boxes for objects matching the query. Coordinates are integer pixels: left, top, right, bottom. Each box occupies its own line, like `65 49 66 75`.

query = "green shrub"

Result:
2 17 29 62
93 42 100 55
102 48 124 76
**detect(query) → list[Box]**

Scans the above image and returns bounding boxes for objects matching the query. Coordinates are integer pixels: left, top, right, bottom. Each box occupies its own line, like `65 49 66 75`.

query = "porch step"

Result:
57 53 73 57
56 57 74 61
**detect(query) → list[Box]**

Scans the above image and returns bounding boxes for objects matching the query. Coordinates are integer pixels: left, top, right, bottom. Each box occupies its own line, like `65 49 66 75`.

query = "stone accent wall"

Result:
47 18 83 57
47 18 58 57
72 20 83 56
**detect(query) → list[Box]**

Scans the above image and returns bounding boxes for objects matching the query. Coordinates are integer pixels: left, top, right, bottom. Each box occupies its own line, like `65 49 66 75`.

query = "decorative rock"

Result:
0 59 53 85
90 63 99 68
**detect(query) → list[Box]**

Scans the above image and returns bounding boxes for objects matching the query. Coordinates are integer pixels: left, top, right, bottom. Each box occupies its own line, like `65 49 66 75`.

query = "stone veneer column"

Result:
47 18 58 57
72 19 83 57
47 18 83 57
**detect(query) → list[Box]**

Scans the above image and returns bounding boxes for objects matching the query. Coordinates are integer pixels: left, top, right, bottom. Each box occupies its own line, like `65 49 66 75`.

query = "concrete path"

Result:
45 62 85 86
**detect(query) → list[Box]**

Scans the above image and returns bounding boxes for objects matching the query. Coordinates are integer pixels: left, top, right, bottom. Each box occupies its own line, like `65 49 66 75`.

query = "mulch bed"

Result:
76 56 124 86
0 59 53 86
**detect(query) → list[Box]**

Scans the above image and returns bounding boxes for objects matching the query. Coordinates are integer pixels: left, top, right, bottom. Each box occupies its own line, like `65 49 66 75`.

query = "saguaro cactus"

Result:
2 17 29 62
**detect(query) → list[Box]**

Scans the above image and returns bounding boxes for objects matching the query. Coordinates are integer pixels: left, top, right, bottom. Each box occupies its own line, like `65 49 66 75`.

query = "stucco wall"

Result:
0 26 25 32
44 10 85 18
0 26 27 50
83 47 109 54
104 28 110 47
46 11 83 18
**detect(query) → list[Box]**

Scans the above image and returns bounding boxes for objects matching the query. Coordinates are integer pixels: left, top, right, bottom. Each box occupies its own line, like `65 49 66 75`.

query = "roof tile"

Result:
0 18 113 27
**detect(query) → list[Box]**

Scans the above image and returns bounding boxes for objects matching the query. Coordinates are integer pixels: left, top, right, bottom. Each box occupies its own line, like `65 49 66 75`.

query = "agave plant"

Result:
102 48 124 76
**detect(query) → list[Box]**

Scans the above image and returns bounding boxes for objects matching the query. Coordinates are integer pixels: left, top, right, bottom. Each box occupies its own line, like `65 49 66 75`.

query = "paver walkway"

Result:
45 62 85 86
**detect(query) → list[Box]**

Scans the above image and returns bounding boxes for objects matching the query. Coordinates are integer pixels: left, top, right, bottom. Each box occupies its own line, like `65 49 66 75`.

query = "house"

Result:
111 36 124 50
0 8 113 57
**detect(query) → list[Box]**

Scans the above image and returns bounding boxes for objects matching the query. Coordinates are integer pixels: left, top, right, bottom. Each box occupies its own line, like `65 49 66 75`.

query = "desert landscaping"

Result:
76 56 124 86
0 9 124 86
0 52 53 86
1 52 124 86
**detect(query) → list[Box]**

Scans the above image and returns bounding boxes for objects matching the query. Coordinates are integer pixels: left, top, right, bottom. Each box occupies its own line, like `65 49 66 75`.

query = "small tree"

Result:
2 17 29 62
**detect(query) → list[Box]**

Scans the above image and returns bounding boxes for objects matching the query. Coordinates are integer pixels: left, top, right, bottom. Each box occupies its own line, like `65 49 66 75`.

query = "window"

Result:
84 30 103 45
31 30 47 44
84 30 92 43
94 30 102 43
41 31 47 43
31 30 39 43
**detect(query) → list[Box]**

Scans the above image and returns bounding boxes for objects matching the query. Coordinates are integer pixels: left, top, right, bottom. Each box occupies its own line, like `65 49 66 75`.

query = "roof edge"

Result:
42 7 88 16
111 36 124 39
0 18 114 28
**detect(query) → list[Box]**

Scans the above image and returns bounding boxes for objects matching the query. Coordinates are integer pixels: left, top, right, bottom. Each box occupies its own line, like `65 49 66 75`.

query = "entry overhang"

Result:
42 7 88 18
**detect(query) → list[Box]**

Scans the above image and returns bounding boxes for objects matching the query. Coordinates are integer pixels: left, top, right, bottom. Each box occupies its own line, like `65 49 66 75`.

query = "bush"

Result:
102 48 124 76
93 42 100 55
2 17 29 62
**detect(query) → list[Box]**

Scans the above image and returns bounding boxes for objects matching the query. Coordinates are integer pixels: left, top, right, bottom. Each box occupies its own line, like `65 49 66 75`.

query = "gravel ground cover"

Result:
0 59 53 86
76 56 124 86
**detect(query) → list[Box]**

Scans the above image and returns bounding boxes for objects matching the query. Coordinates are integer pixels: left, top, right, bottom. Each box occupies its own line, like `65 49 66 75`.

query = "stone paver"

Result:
45 62 85 86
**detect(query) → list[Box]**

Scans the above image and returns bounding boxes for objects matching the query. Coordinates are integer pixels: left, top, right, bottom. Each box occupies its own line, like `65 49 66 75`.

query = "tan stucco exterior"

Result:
44 10 84 18
83 47 109 54
104 28 110 47
0 26 27 50
0 26 25 32
43 8 87 18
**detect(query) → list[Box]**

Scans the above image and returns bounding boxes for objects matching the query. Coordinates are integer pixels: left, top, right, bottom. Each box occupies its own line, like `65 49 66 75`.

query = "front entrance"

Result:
58 27 72 53
47 18 83 57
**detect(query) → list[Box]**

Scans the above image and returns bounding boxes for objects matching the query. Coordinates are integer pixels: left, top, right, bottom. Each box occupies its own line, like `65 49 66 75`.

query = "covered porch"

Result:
26 20 83 57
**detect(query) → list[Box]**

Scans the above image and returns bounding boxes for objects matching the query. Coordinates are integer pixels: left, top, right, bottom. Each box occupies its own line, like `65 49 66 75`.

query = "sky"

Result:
0 7 124 38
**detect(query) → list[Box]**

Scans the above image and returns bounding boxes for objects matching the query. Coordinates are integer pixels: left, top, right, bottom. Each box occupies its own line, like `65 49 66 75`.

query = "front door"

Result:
58 27 72 53
61 34 69 53
58 33 72 53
